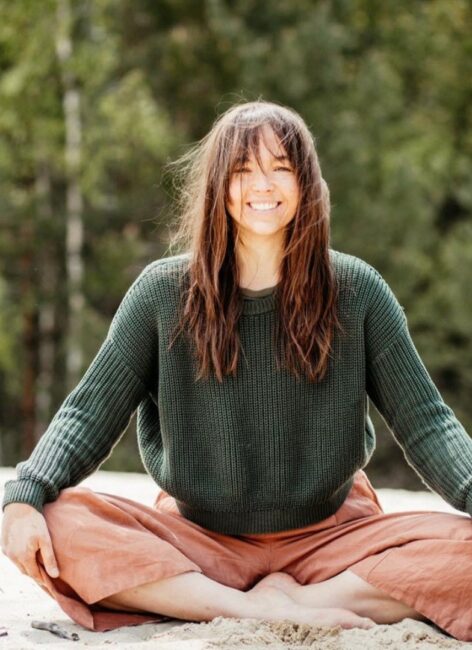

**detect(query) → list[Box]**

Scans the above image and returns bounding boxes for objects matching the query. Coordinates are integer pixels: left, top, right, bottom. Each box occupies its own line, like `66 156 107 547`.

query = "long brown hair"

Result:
167 100 344 383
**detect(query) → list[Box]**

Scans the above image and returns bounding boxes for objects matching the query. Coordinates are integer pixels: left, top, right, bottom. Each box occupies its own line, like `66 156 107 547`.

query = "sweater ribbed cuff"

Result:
2 479 48 513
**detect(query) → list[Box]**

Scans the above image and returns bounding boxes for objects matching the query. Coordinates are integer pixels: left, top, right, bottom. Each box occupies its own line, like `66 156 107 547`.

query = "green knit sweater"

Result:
3 250 472 534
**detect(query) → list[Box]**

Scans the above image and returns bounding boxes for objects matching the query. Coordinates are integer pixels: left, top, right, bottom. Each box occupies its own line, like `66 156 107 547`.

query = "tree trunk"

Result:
34 161 57 442
55 0 84 391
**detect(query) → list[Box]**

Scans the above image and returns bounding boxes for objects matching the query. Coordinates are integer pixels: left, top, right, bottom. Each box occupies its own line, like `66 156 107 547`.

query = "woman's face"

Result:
226 126 300 241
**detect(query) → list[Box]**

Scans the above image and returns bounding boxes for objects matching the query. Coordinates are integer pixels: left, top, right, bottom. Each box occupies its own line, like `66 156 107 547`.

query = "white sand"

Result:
0 467 469 649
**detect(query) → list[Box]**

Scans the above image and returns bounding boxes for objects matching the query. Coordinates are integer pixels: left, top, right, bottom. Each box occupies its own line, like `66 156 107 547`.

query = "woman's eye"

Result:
232 165 292 174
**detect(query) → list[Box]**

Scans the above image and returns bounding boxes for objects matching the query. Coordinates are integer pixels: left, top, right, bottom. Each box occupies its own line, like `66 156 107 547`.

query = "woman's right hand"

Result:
1 502 59 585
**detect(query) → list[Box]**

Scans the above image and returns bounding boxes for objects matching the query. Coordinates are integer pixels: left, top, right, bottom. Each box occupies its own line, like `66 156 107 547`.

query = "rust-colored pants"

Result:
37 470 472 640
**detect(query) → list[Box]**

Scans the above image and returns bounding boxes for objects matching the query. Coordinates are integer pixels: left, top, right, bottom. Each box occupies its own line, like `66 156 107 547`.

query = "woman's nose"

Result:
250 170 274 191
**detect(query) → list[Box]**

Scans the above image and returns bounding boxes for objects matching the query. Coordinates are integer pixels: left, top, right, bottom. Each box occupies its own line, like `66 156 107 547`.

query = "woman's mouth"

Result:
247 201 281 212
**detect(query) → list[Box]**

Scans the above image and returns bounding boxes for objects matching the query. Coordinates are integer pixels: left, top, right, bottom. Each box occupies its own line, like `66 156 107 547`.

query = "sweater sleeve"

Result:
364 266 472 515
2 263 159 513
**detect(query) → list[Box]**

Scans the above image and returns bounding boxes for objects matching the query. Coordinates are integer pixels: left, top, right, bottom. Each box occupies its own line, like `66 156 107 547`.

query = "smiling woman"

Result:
3 100 472 642
168 101 338 384
226 125 300 290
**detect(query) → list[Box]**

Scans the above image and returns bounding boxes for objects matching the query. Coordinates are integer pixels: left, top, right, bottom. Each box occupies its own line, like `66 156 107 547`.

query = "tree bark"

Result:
34 161 57 442
55 0 84 391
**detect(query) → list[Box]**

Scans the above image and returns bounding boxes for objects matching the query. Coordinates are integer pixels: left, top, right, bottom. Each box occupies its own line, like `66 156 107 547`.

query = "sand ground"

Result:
0 468 469 649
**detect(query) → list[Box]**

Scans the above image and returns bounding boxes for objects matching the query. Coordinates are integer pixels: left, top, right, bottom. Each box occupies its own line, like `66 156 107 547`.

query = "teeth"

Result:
249 202 279 211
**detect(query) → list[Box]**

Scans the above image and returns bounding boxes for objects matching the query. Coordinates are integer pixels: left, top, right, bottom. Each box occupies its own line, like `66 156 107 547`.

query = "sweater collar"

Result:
241 290 278 315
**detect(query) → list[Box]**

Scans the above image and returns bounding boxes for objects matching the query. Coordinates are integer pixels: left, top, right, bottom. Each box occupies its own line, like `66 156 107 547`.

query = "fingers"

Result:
8 540 59 586
16 559 55 598
23 557 46 585
9 554 42 584
16 555 56 598
38 539 59 578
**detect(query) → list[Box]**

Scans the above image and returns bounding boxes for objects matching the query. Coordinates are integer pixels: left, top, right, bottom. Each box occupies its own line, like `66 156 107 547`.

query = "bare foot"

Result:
246 583 375 631
250 572 300 597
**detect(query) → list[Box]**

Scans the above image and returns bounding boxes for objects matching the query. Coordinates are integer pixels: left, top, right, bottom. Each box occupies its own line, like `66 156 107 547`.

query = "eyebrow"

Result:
239 154 290 163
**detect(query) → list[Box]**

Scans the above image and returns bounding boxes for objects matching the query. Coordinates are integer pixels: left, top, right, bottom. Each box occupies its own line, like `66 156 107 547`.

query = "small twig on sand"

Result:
31 620 79 641
0 627 8 637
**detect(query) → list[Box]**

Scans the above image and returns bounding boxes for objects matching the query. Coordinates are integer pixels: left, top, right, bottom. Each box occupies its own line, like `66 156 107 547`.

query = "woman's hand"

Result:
1 503 59 585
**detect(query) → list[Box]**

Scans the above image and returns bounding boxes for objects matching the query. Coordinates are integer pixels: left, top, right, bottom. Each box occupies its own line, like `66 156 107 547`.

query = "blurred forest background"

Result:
0 0 471 490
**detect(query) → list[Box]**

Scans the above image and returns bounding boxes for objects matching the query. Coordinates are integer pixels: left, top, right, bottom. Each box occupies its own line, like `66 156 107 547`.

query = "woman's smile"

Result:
246 201 282 212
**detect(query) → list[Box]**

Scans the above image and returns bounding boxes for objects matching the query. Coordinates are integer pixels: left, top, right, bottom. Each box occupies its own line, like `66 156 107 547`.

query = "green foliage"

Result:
1 0 471 488
0 278 19 383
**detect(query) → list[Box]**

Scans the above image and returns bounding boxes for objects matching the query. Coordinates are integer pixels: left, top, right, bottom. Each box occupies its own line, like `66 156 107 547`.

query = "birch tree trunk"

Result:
55 0 84 391
34 161 57 442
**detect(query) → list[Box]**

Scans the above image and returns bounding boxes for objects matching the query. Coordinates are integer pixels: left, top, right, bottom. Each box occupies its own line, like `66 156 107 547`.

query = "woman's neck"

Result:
236 237 282 290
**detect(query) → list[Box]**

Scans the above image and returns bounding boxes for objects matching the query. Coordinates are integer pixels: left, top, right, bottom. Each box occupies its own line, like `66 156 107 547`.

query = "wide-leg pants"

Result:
36 470 472 641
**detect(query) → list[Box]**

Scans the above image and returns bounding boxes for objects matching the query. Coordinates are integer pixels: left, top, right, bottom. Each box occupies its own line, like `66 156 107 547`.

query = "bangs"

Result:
225 118 303 177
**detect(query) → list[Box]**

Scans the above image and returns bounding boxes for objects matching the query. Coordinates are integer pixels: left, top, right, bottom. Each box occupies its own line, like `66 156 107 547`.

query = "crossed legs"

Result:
98 568 427 629
251 569 429 624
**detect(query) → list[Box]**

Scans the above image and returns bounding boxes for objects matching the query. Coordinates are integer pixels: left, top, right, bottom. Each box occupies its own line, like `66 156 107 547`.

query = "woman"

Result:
2 100 472 640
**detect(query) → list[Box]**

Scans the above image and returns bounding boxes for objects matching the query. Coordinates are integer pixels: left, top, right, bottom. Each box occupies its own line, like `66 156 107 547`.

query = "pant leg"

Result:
40 486 270 631
266 471 472 642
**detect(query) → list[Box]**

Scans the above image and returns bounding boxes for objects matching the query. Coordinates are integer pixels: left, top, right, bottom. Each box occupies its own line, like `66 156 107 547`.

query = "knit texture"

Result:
4 250 472 533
